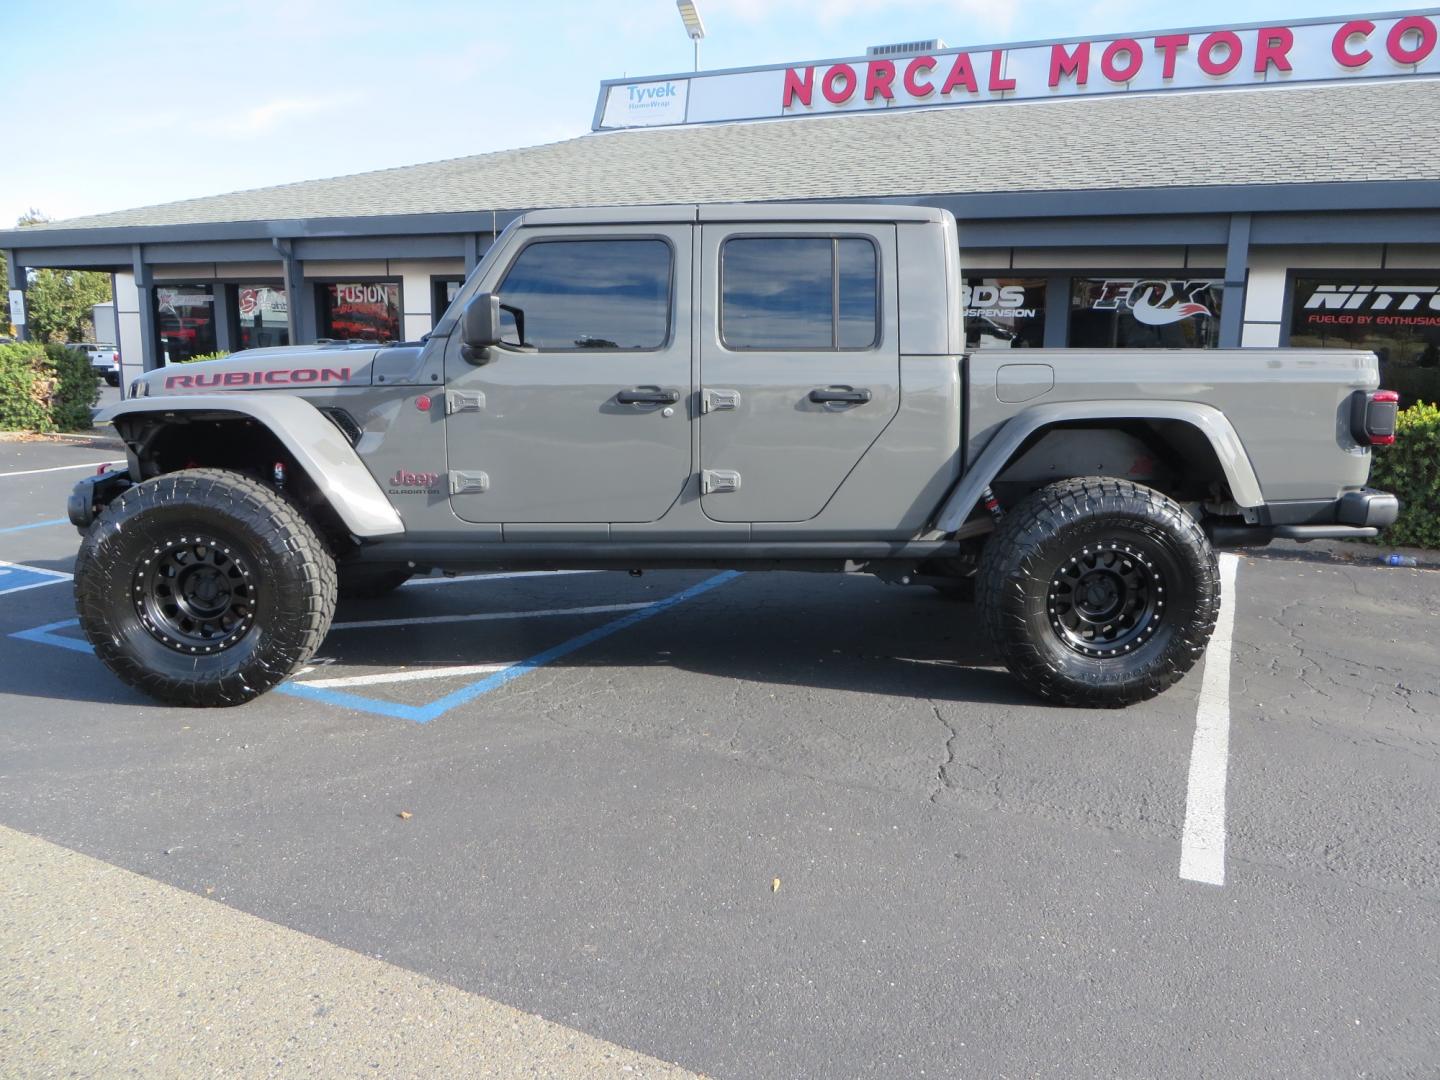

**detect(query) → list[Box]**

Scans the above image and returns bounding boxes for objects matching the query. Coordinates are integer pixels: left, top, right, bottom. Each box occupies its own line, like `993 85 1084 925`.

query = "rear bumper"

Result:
1207 488 1400 547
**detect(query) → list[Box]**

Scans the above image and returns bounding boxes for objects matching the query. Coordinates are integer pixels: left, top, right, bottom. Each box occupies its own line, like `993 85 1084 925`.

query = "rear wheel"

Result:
74 468 337 707
977 477 1220 708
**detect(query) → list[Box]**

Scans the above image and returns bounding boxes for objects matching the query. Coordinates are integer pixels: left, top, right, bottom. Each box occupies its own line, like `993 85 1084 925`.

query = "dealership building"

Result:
4 10 1440 402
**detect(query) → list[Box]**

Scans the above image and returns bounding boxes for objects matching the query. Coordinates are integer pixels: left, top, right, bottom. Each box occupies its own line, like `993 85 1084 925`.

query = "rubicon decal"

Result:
1091 280 1216 326
164 367 352 389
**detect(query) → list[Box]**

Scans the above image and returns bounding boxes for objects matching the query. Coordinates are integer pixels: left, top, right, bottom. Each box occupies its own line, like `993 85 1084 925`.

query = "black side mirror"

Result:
461 293 501 363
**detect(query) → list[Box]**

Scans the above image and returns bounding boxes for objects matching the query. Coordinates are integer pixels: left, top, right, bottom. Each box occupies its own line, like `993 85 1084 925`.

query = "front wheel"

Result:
976 477 1220 708
74 468 337 706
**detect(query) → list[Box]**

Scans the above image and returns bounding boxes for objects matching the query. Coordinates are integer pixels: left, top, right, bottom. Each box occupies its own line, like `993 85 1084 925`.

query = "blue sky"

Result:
2 0 1389 226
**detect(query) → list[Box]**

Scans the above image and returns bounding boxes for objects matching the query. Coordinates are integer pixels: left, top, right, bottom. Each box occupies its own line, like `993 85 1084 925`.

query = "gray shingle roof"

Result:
22 79 1440 232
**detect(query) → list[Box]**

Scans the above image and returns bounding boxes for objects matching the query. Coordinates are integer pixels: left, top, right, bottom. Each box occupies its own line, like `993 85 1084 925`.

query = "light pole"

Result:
676 0 705 72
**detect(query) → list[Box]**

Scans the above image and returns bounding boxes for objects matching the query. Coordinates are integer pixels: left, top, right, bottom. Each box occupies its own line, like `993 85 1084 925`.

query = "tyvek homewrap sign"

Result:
595 11 1440 129
599 78 689 128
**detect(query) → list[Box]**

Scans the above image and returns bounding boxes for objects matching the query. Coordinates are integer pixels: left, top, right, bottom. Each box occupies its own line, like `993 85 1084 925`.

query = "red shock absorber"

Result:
981 485 1004 522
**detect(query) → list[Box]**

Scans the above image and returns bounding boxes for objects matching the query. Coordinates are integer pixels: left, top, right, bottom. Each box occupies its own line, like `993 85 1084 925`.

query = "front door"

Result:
445 227 692 523
697 223 900 522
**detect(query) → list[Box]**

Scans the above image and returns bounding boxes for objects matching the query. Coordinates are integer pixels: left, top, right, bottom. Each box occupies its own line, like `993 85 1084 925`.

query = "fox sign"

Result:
596 11 1440 129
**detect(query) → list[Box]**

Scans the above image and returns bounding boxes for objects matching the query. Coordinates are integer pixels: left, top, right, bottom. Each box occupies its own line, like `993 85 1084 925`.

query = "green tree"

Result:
24 268 112 343
1 248 9 330
7 210 112 343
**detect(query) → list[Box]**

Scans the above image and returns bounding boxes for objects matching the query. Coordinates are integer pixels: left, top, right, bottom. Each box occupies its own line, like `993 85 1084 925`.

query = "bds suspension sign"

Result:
597 11 1440 129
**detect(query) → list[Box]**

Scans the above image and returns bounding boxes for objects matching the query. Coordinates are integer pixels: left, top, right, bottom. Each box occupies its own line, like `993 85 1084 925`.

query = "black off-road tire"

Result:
976 477 1220 708
338 565 413 599
74 468 337 707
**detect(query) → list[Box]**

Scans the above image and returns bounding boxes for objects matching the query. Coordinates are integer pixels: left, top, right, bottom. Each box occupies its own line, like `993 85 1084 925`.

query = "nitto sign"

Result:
1304 284 1440 312
1301 283 1440 328
595 11 1440 129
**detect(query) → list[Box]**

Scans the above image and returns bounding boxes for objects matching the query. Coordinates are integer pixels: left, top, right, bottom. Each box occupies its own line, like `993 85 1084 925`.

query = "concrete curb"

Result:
0 824 700 1079
0 430 125 451
1251 537 1440 570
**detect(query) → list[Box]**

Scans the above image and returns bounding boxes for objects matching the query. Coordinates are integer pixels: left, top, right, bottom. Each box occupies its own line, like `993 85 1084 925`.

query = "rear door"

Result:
697 222 899 522
444 225 693 523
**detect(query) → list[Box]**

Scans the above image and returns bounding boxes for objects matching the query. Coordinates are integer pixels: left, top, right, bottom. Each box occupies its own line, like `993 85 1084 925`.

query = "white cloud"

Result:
221 95 355 137
718 0 1017 37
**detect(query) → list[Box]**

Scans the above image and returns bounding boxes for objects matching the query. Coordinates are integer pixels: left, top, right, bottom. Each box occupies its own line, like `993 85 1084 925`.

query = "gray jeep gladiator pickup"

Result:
69 203 1400 709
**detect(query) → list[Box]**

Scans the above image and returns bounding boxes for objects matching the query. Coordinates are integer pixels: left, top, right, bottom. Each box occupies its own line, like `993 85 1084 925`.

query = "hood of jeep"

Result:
132 343 381 397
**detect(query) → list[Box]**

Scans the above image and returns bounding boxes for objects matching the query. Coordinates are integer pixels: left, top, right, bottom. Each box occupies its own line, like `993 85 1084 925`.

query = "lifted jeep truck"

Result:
69 204 1400 709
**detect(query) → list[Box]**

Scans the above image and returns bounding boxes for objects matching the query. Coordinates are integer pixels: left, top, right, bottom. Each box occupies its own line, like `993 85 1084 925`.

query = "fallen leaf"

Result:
204 886 214 896
397 811 413 820
771 877 781 893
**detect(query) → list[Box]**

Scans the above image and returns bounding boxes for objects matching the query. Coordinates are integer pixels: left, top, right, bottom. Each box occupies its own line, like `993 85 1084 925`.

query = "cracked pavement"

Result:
1 442 1439 1078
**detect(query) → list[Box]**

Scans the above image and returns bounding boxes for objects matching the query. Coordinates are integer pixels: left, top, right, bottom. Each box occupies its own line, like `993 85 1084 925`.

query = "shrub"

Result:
0 342 99 432
43 344 101 430
1368 401 1440 549
175 351 230 364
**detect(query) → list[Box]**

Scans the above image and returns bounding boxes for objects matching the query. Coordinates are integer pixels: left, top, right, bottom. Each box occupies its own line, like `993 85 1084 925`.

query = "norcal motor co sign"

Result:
596 11 1440 129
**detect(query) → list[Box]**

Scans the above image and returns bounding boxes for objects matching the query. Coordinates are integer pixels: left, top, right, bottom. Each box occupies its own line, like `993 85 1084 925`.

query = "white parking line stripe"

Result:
403 570 600 588
329 601 651 631
301 662 516 689
0 461 121 478
1179 551 1240 887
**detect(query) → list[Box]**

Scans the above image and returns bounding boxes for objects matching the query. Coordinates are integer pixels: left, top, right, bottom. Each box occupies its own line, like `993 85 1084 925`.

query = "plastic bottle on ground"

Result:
1377 553 1420 567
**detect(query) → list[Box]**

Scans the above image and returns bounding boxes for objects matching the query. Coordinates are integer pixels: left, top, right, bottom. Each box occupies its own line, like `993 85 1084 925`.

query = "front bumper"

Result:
1206 488 1400 547
68 469 132 530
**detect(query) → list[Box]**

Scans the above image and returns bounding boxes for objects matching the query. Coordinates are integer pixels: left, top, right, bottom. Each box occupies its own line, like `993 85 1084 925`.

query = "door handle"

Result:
808 386 872 405
616 387 681 405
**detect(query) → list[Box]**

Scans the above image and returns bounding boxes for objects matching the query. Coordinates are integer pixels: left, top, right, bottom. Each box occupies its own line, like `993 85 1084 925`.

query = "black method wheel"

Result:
74 468 337 707
132 535 259 653
338 565 414 599
976 477 1220 708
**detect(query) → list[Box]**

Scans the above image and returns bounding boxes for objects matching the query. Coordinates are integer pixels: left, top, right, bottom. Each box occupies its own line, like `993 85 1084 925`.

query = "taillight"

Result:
1352 389 1399 446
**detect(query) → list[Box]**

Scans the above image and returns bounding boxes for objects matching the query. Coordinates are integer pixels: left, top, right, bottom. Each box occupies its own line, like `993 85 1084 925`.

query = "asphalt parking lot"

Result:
2 436 1438 1078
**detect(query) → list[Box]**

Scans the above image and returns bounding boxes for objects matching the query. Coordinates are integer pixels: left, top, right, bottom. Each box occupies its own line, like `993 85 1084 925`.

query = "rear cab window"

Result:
720 236 879 350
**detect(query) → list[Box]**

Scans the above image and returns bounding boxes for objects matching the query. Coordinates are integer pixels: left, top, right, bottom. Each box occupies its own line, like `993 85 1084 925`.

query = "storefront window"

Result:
236 285 289 350
964 277 1046 349
318 281 401 342
1290 277 1440 406
156 285 217 363
1069 277 1222 348
432 277 464 326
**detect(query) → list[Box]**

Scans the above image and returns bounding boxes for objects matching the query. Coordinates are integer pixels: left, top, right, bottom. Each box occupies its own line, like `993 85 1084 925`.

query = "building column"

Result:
1219 213 1252 350
275 239 314 344
463 234 482 277
4 248 28 341
132 246 160 371
212 284 235 354
1042 272 1070 348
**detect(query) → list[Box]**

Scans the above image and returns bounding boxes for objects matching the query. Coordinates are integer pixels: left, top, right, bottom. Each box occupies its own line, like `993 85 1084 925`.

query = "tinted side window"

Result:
720 236 879 350
496 239 671 351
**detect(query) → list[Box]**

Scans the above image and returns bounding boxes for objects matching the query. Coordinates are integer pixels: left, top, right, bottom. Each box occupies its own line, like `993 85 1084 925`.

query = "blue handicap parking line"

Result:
278 571 741 722
0 561 72 597
0 518 69 535
10 618 93 654
10 571 742 722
